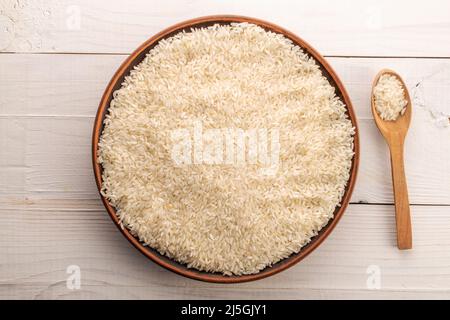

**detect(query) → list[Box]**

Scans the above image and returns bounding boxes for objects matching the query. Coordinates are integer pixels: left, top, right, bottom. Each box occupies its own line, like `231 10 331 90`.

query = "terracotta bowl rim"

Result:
92 15 360 283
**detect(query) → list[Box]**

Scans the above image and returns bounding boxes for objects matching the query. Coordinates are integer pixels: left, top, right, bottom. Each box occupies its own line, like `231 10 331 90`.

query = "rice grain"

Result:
374 74 407 121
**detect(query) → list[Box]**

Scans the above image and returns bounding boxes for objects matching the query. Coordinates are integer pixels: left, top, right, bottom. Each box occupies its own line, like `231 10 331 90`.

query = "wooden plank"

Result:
0 200 449 299
1 54 449 204
1 115 449 205
2 54 450 119
0 54 121 116
1 0 450 56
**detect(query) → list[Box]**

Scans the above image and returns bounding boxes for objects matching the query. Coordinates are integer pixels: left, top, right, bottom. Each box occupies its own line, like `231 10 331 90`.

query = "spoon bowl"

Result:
371 69 412 138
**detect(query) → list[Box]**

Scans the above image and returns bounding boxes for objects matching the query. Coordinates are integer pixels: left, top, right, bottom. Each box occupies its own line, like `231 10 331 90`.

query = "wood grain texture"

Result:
388 137 413 249
1 0 450 56
1 200 449 299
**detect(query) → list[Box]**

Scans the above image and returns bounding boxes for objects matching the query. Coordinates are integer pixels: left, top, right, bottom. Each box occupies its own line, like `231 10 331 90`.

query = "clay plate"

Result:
92 15 360 283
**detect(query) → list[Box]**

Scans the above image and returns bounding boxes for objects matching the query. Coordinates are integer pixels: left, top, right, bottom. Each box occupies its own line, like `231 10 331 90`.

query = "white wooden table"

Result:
1 0 450 299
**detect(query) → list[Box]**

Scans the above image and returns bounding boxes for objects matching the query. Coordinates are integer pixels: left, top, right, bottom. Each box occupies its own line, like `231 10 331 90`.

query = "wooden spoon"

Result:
371 69 412 250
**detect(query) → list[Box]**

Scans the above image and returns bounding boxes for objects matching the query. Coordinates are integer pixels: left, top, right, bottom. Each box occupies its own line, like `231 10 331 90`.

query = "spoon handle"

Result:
388 138 412 249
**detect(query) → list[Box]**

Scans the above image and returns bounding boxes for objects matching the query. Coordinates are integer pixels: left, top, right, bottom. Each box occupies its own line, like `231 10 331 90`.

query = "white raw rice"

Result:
374 74 407 121
98 23 355 275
